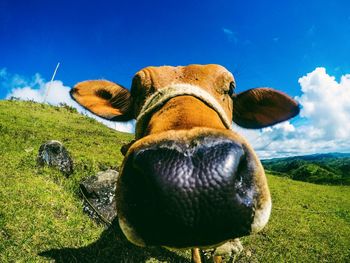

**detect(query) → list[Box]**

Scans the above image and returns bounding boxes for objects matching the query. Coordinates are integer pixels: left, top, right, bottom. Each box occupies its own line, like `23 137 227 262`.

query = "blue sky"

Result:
1 0 350 157
1 0 349 95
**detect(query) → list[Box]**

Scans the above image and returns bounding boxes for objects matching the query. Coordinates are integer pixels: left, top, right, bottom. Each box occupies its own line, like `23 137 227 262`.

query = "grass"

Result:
0 100 349 262
238 176 350 262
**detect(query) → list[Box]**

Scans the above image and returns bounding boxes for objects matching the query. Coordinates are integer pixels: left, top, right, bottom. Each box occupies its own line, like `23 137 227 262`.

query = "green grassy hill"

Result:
0 100 349 262
262 154 350 185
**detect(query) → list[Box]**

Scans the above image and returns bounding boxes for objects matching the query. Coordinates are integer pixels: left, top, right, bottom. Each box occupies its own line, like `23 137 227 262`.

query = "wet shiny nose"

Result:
117 137 256 248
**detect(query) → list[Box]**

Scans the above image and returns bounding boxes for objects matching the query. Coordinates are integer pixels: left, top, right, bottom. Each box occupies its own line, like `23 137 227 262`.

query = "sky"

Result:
1 0 350 158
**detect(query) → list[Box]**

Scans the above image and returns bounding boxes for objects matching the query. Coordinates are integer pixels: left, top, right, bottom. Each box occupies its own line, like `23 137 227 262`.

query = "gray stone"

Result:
37 140 73 176
80 169 119 225
203 238 243 262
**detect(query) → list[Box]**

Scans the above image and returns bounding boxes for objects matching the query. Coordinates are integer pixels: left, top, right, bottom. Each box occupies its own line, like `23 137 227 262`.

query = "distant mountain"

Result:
262 153 350 185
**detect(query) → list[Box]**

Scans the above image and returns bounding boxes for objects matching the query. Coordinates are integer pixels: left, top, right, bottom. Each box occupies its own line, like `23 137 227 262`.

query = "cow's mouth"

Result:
116 131 266 248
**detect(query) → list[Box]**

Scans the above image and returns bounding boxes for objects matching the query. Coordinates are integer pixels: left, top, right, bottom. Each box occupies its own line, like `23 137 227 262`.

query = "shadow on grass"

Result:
39 219 190 263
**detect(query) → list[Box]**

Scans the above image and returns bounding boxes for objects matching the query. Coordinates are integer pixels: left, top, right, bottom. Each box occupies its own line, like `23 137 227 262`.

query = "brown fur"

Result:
70 64 298 130
130 64 234 120
145 96 227 135
233 88 299 128
70 64 299 261
70 80 133 121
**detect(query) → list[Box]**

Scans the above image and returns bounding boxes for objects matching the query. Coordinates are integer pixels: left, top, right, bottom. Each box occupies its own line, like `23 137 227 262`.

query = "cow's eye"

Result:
228 81 236 97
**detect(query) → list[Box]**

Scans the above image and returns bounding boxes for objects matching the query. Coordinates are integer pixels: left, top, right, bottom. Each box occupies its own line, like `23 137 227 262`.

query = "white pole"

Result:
44 62 60 103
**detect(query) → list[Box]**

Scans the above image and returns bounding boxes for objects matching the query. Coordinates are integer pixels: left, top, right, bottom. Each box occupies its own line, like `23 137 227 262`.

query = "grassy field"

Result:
0 100 349 262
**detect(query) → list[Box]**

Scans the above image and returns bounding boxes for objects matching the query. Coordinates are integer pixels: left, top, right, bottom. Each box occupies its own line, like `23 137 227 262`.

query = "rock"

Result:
37 140 73 176
203 238 243 262
80 169 119 225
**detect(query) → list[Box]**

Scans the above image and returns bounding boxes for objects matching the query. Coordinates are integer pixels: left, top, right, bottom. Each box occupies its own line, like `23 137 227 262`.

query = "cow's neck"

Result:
144 96 227 136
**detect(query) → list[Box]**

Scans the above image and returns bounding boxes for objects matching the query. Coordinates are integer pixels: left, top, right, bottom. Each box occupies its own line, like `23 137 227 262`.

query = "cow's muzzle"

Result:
116 131 266 248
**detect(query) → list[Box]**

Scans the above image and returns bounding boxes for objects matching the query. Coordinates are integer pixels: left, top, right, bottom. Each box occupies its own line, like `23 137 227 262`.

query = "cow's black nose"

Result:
117 137 256 248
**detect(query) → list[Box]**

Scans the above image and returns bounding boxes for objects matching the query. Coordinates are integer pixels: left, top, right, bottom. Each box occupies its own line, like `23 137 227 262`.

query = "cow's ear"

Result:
70 80 133 121
232 88 300 129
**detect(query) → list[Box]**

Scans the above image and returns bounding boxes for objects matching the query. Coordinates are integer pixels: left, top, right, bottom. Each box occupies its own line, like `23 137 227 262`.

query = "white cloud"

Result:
3 70 135 133
236 67 350 159
297 68 350 139
222 27 238 43
223 28 233 35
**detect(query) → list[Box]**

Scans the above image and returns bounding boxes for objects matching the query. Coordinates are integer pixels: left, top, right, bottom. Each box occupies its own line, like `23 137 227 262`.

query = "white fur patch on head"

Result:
135 83 233 138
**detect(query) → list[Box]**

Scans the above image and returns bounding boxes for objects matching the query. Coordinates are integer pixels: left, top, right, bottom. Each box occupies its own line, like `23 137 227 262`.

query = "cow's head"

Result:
71 64 299 249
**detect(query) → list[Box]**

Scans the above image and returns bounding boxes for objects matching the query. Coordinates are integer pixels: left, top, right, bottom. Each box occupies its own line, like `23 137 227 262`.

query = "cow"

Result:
70 64 299 262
